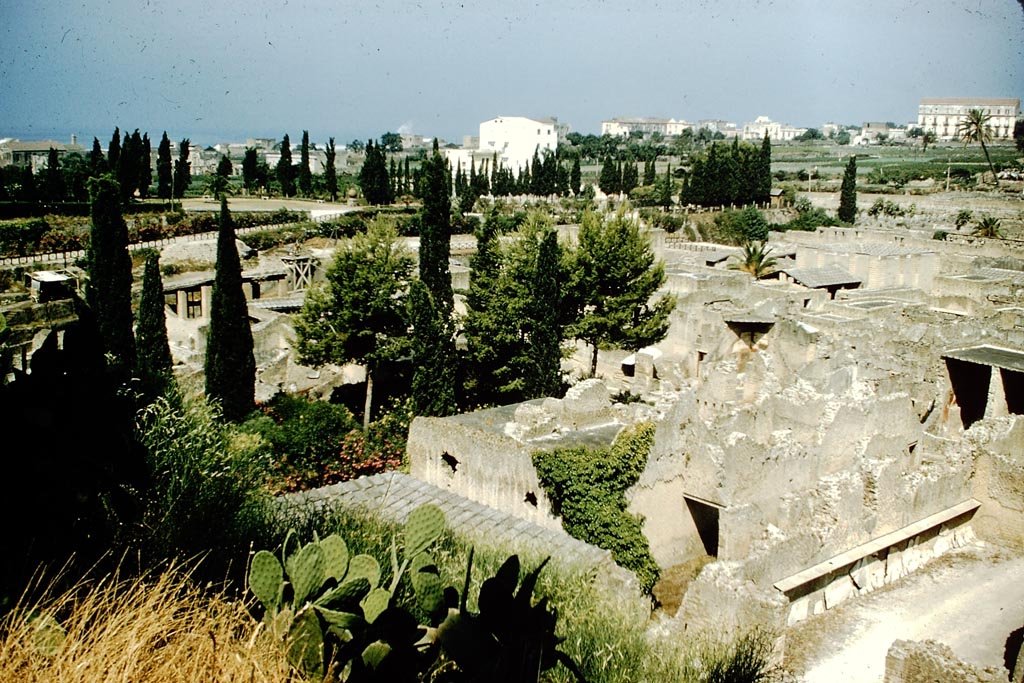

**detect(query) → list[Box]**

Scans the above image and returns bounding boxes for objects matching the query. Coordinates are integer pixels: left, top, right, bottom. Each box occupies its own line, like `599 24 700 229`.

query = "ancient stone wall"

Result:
884 639 1004 683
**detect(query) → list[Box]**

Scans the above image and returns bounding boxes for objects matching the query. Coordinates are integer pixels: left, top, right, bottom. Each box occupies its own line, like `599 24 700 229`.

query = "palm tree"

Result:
957 108 999 186
921 131 937 153
973 215 1002 239
729 241 778 279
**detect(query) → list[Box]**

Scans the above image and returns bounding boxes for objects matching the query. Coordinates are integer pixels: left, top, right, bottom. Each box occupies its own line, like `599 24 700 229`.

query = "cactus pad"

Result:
347 554 381 590
404 504 445 560
286 607 324 680
361 640 392 670
318 534 349 582
360 587 392 624
314 605 365 633
316 576 371 608
412 568 445 615
287 541 326 608
249 550 284 614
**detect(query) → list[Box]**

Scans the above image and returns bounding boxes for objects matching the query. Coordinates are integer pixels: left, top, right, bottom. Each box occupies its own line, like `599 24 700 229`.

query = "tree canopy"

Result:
568 207 676 377
293 219 414 430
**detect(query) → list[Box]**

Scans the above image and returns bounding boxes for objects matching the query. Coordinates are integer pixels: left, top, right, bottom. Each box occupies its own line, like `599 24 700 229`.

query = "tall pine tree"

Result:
757 131 772 204
138 132 152 199
172 138 191 199
298 130 312 197
324 137 338 201
408 279 457 417
277 134 295 197
135 251 174 399
107 127 121 172
85 175 136 373
156 132 172 200
204 197 256 422
838 155 858 223
412 139 456 415
570 156 582 196
90 137 108 177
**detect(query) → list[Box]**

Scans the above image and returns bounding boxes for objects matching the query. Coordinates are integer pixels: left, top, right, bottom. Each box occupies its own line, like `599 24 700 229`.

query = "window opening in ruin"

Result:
1001 368 1024 416
945 358 991 429
165 292 177 315
684 496 719 557
185 289 202 319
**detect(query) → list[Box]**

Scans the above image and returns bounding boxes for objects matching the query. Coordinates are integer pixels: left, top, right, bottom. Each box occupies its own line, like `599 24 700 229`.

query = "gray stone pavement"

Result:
282 471 638 591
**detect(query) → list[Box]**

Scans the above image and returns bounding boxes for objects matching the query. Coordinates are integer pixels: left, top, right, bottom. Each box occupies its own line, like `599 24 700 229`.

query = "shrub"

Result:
866 198 914 218
532 422 661 594
239 393 360 492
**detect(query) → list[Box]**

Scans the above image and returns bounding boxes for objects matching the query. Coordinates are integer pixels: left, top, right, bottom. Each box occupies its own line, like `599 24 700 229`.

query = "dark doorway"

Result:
685 496 720 557
1001 368 1024 416
946 358 991 429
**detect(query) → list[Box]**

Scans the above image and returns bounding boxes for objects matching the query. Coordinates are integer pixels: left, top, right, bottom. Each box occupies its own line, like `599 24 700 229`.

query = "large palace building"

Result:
917 97 1020 140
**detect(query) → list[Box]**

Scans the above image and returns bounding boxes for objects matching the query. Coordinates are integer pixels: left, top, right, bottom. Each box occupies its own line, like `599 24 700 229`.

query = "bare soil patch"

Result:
651 554 713 617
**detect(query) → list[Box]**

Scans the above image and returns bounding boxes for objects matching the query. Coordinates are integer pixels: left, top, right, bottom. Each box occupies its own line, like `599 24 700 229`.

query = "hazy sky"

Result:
2 0 1022 148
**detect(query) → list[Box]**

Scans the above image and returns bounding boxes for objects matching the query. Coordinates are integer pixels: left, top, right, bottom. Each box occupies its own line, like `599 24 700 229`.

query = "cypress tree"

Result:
838 155 858 223
43 148 65 202
85 175 136 373
204 197 256 422
757 131 772 204
462 209 503 407
599 155 618 195
531 226 563 398
414 139 456 413
277 134 295 197
172 138 191 199
242 147 259 194
358 140 391 205
116 129 138 204
156 132 172 199
418 139 454 316
643 157 657 186
90 137 108 177
138 132 152 199
570 156 581 196
408 279 458 417
324 137 338 201
108 127 121 171
135 251 174 399
298 130 312 197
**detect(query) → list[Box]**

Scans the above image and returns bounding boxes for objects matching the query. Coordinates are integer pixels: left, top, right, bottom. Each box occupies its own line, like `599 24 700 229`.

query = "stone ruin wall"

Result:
884 639 1009 683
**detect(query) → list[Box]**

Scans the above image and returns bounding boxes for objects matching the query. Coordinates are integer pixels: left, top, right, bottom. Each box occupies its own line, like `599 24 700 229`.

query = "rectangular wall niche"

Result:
684 496 720 557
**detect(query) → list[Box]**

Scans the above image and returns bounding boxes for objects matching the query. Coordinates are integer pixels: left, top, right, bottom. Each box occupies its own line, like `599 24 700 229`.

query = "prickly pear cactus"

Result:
287 541 326 607
346 554 381 590
319 534 349 582
361 587 392 624
404 504 445 561
249 550 284 614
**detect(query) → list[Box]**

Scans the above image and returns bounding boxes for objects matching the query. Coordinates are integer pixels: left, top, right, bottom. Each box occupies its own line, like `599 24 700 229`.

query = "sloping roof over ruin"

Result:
815 243 932 257
781 265 861 289
942 345 1024 373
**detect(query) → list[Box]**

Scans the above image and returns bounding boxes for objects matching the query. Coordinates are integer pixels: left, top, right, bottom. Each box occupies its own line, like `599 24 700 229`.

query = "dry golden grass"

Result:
0 562 296 683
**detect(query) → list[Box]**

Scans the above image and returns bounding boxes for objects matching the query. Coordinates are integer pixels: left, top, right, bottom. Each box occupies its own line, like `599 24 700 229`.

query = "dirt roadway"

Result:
785 542 1024 682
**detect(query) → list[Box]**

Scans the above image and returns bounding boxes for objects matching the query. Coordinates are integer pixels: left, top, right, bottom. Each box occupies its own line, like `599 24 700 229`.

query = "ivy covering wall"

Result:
532 422 660 594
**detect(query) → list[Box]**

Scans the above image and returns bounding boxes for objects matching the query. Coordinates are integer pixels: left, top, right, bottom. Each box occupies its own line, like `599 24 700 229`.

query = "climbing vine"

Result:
532 422 660 594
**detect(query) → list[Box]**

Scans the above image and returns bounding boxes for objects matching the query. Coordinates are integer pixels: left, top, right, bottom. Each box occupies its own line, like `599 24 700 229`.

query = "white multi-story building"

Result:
461 115 558 176
917 98 1020 140
600 117 692 137
742 116 807 142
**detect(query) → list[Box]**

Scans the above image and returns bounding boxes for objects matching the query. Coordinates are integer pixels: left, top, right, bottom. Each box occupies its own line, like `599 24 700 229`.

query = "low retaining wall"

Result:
775 499 980 625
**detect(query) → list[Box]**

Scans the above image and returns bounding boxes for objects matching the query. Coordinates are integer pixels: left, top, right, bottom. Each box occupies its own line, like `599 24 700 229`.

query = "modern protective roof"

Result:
942 345 1024 373
780 265 861 289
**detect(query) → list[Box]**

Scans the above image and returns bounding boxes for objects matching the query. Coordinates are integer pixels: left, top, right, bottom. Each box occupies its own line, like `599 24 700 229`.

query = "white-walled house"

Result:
477 116 557 175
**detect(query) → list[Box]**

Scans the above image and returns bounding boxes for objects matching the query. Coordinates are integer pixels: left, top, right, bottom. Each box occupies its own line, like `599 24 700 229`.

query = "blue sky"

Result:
2 0 1022 148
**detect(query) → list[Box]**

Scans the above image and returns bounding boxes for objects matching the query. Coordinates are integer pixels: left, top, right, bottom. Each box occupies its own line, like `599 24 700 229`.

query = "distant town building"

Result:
742 116 807 142
855 122 907 145
0 136 85 172
600 117 692 137
917 98 1020 140
697 119 742 138
445 115 561 178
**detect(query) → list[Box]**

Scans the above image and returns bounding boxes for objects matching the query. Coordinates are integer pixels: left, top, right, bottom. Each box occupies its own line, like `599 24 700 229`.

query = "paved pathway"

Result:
282 471 637 590
791 542 1024 682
